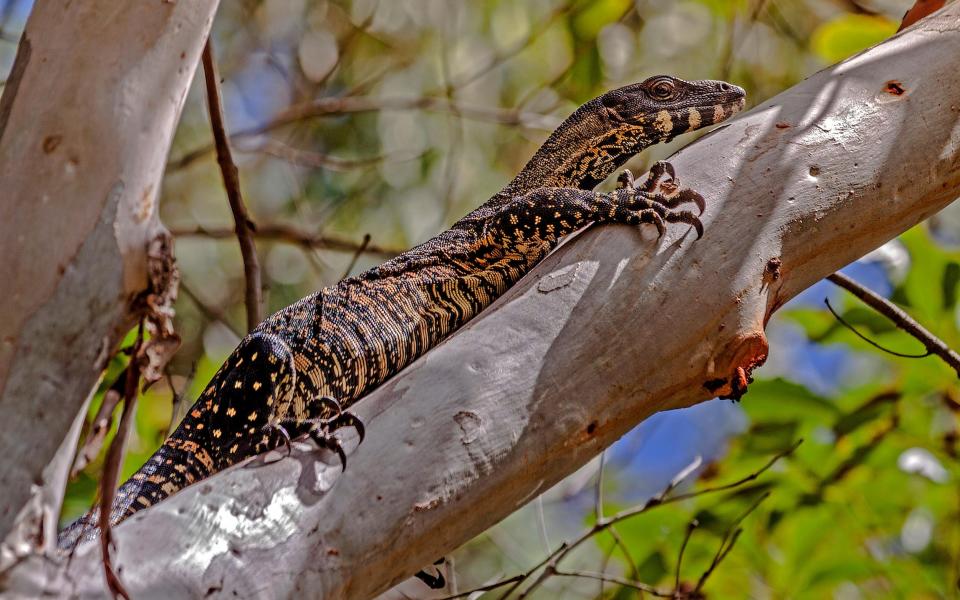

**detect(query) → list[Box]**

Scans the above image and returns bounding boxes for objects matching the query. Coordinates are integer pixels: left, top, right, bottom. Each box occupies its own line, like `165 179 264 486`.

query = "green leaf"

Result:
942 262 959 310
832 391 899 438
634 550 668 585
811 14 896 63
571 0 632 39
689 0 749 18
742 378 839 423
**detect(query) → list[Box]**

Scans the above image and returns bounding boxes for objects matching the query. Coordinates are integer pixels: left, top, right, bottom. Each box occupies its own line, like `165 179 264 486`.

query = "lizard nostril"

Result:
718 82 732 92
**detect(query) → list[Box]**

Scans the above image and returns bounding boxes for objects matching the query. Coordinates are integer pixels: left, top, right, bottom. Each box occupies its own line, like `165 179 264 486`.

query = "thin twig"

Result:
340 234 371 280
435 15 464 228
168 96 557 172
535 495 552 557
201 38 263 332
434 574 526 600
598 538 614 598
179 280 243 340
97 326 144 600
251 138 422 172
171 224 402 259
608 526 641 580
440 1 575 92
827 272 960 376
818 417 897 492
164 363 197 438
824 298 930 358
550 570 673 597
675 519 699 592
496 543 568 599
595 450 606 522
719 0 770 80
694 492 770 593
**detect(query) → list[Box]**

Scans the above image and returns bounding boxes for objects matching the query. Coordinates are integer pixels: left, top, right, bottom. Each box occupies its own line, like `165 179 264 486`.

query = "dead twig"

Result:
827 272 960 377
434 574 526 600
96 326 144 600
824 298 931 359
201 38 263 332
70 371 127 477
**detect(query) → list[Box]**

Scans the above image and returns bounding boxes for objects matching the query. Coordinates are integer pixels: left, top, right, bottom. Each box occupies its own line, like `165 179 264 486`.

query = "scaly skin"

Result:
60 76 745 548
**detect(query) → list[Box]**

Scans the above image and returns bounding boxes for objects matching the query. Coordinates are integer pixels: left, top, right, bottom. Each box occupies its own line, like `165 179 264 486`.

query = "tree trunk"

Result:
4 5 960 599
0 0 219 548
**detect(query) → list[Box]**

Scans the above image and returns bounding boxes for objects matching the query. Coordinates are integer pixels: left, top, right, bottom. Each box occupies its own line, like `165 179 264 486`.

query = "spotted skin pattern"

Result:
60 76 745 548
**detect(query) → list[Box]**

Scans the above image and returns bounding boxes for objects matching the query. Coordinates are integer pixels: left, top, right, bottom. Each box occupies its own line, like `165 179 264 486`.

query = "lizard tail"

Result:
58 333 296 550
57 433 220 549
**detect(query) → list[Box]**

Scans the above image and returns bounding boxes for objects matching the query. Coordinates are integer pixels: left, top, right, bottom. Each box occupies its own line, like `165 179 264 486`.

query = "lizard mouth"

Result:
727 96 747 115
706 96 746 126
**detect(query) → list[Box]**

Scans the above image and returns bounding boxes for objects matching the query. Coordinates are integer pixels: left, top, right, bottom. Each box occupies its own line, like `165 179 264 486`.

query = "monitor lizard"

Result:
60 75 745 548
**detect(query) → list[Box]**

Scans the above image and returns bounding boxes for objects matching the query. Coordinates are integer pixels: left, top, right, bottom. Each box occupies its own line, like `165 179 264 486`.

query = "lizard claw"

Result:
328 411 365 444
307 430 349 471
616 169 635 190
267 394 365 469
677 189 706 215
665 210 704 239
262 422 294 460
315 395 343 418
655 160 676 180
639 160 676 192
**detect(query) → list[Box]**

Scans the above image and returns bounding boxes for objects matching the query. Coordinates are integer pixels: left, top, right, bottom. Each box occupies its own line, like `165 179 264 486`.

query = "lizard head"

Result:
565 76 745 188
506 76 745 194
599 75 746 143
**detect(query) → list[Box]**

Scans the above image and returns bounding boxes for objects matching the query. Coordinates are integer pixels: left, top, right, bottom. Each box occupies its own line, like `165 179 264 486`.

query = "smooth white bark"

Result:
0 0 220 547
6 5 960 599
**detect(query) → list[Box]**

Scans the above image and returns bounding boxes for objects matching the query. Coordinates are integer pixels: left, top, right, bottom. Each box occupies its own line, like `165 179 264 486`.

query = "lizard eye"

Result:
648 78 676 101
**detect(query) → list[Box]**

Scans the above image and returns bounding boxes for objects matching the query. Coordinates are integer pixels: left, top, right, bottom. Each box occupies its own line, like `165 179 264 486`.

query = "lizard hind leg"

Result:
272 395 365 470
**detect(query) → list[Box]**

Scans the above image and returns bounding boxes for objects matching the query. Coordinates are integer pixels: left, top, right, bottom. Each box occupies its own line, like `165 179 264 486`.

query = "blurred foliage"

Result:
2 0 957 597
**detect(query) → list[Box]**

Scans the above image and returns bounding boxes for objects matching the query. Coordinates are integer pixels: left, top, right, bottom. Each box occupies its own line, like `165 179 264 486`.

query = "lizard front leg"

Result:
483 181 705 248
618 161 706 214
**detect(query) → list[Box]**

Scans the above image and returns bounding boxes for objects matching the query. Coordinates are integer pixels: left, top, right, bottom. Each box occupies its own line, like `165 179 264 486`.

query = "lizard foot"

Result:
612 189 704 239
618 161 705 214
266 396 365 469
308 409 365 470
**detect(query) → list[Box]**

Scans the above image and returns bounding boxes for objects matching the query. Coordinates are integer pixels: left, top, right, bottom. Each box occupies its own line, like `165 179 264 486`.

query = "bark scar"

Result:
703 331 768 400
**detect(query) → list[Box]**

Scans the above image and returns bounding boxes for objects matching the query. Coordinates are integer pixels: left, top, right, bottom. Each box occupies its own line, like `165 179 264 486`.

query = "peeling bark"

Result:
0 0 220 548
4 5 960 599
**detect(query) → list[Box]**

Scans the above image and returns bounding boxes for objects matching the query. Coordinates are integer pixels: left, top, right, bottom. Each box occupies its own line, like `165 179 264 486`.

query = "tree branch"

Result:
201 39 262 332
0 0 220 547
6 5 960 597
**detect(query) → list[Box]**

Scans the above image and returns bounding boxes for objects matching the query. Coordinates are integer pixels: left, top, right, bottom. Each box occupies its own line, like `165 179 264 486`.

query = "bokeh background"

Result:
4 0 960 597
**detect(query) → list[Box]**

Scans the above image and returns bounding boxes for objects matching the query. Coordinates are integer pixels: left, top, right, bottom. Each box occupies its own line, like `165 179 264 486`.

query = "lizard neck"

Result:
497 98 652 199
